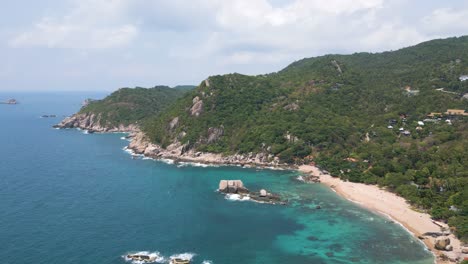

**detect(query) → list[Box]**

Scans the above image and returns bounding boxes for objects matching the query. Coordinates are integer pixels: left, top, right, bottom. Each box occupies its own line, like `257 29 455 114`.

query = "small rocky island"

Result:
218 180 284 204
0 99 18 104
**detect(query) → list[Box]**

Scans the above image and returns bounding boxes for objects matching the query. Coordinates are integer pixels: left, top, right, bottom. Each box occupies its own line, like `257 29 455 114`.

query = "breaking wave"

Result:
122 251 165 264
225 194 250 201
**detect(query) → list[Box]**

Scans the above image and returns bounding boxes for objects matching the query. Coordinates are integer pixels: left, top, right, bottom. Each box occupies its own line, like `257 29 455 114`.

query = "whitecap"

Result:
202 261 213 264
296 176 305 182
169 252 196 261
122 251 165 264
160 158 175 165
225 194 250 201
177 162 218 168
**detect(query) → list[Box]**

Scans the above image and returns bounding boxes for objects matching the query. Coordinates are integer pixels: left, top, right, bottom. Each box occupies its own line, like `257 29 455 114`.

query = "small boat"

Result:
170 258 191 264
126 253 157 263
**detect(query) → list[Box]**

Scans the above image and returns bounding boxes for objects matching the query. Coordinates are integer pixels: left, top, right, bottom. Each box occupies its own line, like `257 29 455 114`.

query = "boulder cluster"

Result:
218 180 283 204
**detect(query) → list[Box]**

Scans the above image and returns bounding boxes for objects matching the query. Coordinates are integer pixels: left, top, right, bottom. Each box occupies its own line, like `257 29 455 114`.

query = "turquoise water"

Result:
0 93 434 264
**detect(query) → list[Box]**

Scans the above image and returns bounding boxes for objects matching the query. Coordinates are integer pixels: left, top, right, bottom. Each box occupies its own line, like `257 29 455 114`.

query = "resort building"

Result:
445 109 468 116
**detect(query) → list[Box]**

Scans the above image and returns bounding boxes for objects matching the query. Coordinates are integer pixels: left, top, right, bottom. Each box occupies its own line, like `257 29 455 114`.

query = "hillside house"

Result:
445 109 468 116
459 75 468 81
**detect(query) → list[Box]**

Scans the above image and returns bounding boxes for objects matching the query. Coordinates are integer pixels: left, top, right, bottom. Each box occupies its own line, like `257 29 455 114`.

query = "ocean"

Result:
0 92 434 264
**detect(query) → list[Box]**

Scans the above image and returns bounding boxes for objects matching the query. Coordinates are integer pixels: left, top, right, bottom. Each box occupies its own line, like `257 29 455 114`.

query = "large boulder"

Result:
219 180 249 194
434 236 450 250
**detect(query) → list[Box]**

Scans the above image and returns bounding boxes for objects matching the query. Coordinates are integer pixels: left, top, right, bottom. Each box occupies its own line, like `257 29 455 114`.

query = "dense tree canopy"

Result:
143 36 468 240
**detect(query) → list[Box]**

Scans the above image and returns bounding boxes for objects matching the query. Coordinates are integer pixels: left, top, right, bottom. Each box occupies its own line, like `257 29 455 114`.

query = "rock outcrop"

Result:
435 236 451 250
126 132 290 169
190 96 203 116
54 113 138 133
218 180 283 204
219 180 249 194
206 126 224 144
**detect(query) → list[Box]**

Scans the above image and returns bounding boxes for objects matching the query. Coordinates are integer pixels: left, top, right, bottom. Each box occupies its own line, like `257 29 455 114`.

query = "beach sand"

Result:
298 165 466 264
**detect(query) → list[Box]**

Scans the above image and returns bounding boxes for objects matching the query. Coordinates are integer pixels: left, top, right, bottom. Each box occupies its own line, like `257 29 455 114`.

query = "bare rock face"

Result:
283 103 300 111
435 236 451 250
128 132 149 154
169 117 179 130
54 112 138 133
207 126 224 143
190 96 203 116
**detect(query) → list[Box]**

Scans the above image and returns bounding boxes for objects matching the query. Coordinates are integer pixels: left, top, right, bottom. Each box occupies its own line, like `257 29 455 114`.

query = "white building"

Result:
460 75 468 81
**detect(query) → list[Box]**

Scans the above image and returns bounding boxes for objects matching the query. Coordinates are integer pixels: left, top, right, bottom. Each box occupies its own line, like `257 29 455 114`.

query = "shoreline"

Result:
298 165 466 264
55 124 466 263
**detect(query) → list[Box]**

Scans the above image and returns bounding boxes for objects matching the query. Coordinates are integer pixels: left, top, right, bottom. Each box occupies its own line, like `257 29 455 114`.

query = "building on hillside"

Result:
427 112 442 118
459 75 468 81
445 109 468 116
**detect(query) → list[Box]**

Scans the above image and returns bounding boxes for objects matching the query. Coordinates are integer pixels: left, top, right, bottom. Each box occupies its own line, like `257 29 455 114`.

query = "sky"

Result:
1 0 468 91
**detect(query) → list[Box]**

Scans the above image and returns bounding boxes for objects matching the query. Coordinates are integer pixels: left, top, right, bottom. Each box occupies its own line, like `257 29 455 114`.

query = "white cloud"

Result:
9 0 138 49
422 8 468 36
2 0 468 91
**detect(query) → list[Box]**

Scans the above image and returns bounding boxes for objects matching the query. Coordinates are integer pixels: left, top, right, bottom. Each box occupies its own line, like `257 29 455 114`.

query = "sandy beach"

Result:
298 165 466 264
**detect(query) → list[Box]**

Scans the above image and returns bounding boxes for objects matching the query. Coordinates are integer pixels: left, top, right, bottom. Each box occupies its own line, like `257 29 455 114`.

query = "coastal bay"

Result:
0 93 436 264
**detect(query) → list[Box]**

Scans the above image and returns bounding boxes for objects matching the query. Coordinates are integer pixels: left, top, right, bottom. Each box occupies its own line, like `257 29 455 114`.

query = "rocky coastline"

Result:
54 114 467 263
54 114 294 169
53 113 139 133
127 131 294 170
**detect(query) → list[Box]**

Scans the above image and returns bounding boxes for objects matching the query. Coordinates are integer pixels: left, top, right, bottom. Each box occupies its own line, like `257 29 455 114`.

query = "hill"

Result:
142 36 468 240
55 85 193 132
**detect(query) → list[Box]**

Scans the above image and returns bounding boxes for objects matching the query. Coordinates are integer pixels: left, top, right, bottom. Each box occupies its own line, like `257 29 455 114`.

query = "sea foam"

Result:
169 252 196 261
122 251 165 264
225 194 250 201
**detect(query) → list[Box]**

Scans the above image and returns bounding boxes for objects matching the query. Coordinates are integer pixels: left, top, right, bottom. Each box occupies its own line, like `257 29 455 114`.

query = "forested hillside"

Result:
143 36 468 240
79 85 194 127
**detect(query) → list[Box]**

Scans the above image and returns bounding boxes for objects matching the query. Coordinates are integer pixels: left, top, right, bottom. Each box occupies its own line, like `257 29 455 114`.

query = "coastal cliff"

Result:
54 85 194 133
54 112 139 133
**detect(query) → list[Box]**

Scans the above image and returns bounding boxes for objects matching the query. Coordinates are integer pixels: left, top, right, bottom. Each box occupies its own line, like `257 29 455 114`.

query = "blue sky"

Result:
1 0 467 91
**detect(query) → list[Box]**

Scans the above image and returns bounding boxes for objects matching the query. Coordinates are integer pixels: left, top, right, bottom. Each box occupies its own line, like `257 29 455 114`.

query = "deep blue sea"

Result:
0 92 434 264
